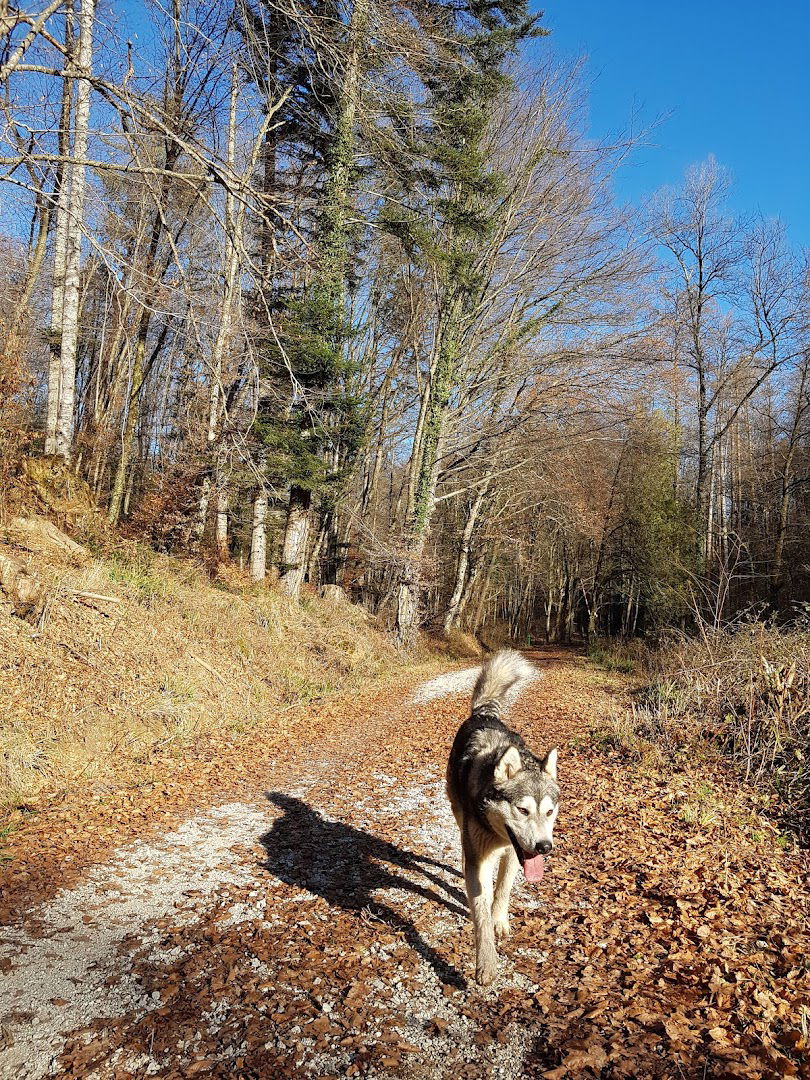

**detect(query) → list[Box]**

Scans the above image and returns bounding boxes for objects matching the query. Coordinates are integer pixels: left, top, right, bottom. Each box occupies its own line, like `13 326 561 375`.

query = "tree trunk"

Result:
442 479 490 634
250 487 269 583
192 216 236 549
278 0 370 596
45 9 74 454
470 542 499 635
396 566 421 646
108 334 144 524
8 197 51 343
192 66 270 553
279 485 312 599
396 300 462 645
215 488 229 561
54 0 94 460
193 472 214 552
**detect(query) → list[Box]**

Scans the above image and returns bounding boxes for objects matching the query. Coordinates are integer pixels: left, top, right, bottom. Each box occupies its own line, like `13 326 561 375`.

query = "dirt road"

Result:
0 651 806 1079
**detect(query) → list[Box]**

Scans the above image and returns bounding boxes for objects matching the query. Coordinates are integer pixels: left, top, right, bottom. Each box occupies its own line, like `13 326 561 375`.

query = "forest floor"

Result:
0 649 808 1080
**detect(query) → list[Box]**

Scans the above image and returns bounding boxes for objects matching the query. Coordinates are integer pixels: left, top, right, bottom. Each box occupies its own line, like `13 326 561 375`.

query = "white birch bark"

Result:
45 186 70 453
279 487 311 598
249 488 268 582
215 489 229 561
45 8 74 454
54 0 94 459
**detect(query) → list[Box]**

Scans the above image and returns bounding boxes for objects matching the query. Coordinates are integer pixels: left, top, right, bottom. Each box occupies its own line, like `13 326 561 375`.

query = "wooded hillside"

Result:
2 0 809 643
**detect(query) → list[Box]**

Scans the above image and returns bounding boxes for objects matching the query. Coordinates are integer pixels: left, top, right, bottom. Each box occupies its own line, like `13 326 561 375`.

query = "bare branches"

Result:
0 0 65 86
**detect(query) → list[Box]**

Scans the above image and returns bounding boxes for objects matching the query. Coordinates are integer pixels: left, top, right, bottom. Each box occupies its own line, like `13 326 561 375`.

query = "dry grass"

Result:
0 337 35 524
587 637 649 674
591 621 810 840
0 526 413 811
433 627 483 659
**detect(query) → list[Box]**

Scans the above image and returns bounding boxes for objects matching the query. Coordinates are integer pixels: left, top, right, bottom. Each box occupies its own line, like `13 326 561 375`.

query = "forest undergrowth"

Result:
590 621 810 844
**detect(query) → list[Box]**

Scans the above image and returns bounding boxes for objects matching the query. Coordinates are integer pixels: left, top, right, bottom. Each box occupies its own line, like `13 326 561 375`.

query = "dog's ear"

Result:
542 748 558 780
494 745 522 784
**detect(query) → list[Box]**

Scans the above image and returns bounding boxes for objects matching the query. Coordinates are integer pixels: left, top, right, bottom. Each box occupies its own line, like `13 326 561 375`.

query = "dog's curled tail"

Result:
471 649 535 717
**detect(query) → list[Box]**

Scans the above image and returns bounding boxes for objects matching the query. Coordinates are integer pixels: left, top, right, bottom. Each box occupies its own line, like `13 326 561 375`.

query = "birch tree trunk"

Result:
215 489 229 561
54 0 94 460
250 487 269 583
280 486 312 597
45 5 74 454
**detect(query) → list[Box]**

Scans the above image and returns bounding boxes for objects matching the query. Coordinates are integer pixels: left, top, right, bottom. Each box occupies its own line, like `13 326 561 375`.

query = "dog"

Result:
446 649 559 985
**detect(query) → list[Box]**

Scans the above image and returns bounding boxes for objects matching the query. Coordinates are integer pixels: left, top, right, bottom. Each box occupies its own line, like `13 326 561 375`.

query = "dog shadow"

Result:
259 792 468 988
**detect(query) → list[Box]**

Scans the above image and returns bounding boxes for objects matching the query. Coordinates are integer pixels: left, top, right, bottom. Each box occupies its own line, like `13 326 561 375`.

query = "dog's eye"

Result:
517 806 530 816
546 807 554 818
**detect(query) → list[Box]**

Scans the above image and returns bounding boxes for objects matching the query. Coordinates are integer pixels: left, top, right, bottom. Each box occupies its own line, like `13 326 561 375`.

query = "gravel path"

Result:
408 667 480 704
409 663 539 705
0 804 274 1078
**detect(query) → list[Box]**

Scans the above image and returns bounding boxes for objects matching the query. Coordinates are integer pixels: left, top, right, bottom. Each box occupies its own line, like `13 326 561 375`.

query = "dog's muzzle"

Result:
506 826 548 883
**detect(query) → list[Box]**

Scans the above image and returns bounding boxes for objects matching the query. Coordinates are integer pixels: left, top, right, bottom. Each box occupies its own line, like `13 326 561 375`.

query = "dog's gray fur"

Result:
446 649 559 985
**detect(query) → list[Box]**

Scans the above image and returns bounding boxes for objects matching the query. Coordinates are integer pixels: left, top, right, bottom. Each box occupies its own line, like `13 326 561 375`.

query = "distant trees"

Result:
384 1 545 643
649 159 809 622
651 159 807 574
1 3 808 641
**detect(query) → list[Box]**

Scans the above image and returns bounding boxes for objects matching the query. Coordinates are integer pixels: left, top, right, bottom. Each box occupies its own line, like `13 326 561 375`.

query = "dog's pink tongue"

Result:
522 852 544 882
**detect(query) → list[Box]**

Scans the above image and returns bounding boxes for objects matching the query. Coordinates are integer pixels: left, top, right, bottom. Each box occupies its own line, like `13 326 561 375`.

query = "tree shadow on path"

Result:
259 792 468 988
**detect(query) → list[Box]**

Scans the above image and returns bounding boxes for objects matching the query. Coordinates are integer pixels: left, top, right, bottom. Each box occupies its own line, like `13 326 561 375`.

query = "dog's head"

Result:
484 746 559 868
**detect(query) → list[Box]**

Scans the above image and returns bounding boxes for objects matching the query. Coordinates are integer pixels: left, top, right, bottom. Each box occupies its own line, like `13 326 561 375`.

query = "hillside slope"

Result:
0 514 415 813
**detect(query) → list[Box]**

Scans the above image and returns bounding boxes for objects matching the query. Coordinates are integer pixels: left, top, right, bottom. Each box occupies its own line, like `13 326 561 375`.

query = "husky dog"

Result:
446 649 559 986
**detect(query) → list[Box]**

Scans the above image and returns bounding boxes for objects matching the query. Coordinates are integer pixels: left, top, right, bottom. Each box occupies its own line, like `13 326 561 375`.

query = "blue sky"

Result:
536 0 810 248
115 0 809 248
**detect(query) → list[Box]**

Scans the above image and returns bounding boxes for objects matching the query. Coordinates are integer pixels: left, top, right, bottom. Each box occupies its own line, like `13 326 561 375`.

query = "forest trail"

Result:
0 651 806 1080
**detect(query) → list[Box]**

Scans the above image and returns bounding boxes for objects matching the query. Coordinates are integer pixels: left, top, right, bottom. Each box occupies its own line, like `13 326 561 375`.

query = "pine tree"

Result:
387 0 545 642
239 0 367 595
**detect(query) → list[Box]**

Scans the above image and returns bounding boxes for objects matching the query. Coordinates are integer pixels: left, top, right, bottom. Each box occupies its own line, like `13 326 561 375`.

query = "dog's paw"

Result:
493 917 510 942
476 960 498 986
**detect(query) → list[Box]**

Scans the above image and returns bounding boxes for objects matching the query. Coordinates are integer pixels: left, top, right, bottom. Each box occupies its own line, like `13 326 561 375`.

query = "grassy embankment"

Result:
0 514 442 816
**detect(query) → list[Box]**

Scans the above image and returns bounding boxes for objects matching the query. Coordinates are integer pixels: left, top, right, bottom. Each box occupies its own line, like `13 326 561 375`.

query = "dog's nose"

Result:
536 840 552 855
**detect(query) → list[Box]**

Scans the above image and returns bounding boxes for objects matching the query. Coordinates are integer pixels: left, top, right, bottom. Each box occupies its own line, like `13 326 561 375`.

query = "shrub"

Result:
587 637 651 675
634 619 810 840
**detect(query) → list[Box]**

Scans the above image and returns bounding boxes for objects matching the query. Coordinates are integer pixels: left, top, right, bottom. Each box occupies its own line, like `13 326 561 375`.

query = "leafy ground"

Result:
0 650 808 1079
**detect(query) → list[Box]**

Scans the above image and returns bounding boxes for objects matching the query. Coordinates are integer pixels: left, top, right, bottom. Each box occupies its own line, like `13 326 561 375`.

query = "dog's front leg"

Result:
464 842 501 986
451 806 466 875
492 845 519 942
